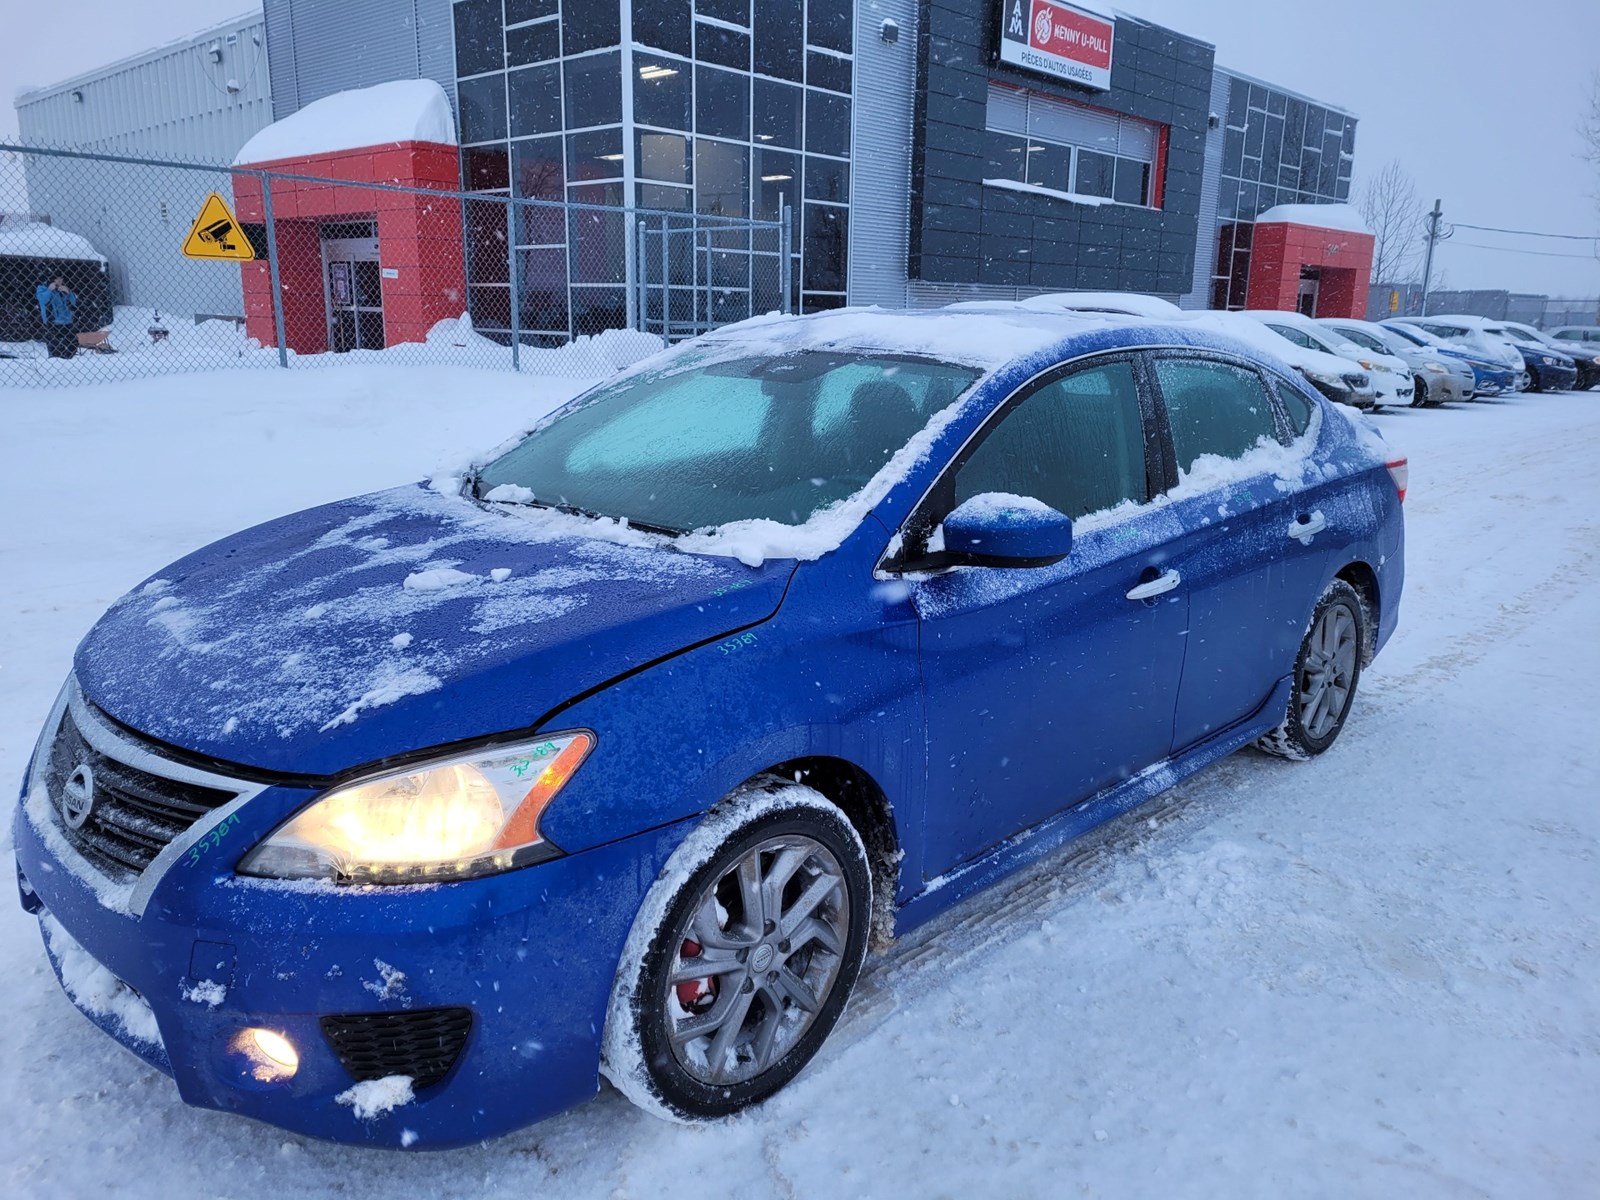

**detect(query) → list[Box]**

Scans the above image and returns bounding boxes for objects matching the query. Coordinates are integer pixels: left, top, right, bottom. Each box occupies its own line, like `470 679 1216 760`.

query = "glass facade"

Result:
1210 75 1354 309
453 0 855 343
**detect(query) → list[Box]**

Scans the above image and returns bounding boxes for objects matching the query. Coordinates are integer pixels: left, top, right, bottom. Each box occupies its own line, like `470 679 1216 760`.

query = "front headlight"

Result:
238 732 595 884
1541 356 1556 365
1425 363 1447 374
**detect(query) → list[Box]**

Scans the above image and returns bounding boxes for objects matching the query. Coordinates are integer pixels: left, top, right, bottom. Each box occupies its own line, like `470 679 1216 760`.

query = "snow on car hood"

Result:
73 484 793 777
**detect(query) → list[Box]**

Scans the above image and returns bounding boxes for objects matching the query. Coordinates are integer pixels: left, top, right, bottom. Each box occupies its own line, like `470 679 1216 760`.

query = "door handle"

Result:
1288 511 1327 543
1126 569 1181 601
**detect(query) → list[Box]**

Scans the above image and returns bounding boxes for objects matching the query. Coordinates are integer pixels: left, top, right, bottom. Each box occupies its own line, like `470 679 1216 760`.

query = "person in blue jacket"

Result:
36 276 78 359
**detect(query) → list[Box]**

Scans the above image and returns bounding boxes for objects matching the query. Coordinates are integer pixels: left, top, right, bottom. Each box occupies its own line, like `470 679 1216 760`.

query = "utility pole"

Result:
1419 198 1443 316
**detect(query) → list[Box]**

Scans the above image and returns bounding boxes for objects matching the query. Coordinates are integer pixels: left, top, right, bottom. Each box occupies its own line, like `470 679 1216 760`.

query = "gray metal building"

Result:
14 12 273 318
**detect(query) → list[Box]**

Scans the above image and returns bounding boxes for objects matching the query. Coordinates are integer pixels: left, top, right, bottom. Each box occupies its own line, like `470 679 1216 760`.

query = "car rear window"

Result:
1155 358 1281 474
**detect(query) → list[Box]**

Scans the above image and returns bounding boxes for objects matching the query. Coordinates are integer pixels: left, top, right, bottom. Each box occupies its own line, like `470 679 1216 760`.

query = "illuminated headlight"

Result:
1540 355 1556 365
238 732 595 883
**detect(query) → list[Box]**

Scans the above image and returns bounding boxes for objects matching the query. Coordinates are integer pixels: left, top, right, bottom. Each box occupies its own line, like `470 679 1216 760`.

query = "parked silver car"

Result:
1319 316 1470 405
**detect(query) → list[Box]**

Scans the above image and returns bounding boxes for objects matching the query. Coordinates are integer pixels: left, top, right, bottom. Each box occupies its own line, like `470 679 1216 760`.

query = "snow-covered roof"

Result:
1022 292 1186 320
1178 310 1356 378
1254 203 1371 235
693 306 1134 370
0 220 106 263
234 80 456 165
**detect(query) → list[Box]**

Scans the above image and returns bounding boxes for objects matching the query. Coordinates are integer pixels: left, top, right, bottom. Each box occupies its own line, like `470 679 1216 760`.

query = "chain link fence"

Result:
1367 282 1600 329
0 142 790 388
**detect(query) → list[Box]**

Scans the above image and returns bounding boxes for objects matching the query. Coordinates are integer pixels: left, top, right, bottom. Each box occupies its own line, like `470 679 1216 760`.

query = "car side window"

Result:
951 361 1149 521
1154 358 1282 474
1272 378 1314 437
1340 329 1386 354
1266 324 1315 350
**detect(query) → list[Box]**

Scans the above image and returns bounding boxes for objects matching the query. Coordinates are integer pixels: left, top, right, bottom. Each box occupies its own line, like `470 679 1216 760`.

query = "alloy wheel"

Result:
663 835 850 1086
1299 602 1358 739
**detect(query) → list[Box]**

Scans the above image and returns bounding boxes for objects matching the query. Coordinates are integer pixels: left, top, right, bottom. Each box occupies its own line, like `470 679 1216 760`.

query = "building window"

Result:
455 0 853 338
984 82 1160 208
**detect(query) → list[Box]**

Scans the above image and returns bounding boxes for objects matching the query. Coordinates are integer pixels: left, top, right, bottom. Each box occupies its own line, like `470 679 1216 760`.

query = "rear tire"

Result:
601 781 871 1122
1256 579 1366 761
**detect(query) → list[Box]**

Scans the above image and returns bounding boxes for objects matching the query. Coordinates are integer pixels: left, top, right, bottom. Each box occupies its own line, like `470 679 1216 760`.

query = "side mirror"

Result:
937 493 1074 568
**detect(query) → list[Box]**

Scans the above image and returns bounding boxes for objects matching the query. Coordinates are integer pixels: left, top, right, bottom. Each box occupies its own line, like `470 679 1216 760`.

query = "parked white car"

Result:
1317 316 1471 406
1244 309 1416 408
1178 310 1378 410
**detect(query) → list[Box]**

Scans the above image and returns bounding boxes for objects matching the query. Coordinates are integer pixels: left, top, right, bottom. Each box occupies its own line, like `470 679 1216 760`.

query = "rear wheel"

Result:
601 782 871 1121
1256 579 1366 761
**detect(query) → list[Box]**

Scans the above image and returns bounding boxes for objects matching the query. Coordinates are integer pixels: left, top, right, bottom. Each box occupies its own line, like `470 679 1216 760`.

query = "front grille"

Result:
43 706 237 880
321 1008 474 1090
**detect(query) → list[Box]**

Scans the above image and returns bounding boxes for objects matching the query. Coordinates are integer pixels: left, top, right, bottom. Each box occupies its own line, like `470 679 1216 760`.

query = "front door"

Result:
909 357 1189 881
1297 269 1321 317
323 229 385 352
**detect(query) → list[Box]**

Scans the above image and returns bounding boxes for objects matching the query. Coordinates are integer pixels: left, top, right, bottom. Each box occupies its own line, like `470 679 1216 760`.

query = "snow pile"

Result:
1254 202 1372 234
0 219 107 263
334 1076 415 1121
234 80 456 165
418 314 664 377
40 914 162 1047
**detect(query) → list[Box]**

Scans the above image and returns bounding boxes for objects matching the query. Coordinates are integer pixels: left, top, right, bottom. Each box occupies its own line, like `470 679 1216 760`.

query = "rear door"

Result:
906 355 1189 879
1146 354 1333 751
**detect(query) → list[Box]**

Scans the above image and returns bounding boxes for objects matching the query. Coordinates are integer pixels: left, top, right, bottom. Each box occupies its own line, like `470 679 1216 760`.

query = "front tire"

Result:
1256 579 1367 761
601 781 871 1121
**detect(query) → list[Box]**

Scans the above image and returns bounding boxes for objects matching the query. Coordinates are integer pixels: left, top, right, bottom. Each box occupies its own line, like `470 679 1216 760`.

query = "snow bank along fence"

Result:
0 142 792 388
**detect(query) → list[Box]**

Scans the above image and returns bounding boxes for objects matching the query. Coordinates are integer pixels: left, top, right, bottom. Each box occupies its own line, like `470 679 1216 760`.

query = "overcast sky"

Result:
3 0 1597 297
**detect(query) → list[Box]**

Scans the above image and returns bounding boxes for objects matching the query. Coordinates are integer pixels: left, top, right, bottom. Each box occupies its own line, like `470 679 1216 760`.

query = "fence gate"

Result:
634 209 792 344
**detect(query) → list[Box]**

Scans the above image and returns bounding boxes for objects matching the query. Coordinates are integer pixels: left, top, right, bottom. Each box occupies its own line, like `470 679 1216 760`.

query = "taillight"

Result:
1386 458 1409 503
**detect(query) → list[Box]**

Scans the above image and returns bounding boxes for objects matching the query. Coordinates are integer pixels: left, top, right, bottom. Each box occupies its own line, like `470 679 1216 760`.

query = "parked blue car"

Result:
15 308 1406 1148
1381 320 1520 396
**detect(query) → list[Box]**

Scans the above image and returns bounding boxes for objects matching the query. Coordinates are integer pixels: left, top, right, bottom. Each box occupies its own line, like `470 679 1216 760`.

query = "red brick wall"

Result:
233 141 464 355
1245 221 1375 318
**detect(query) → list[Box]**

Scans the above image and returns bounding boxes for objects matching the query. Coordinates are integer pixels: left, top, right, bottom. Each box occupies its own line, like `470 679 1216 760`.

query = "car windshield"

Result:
473 351 982 533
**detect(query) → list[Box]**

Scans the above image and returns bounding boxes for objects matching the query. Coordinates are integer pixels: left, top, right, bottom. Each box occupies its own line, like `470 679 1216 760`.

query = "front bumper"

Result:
14 696 693 1149
1533 362 1579 391
1416 371 1464 405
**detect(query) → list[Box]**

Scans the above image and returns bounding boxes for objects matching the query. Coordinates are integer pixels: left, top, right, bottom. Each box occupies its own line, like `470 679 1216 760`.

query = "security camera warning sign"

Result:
182 192 256 261
1000 0 1114 92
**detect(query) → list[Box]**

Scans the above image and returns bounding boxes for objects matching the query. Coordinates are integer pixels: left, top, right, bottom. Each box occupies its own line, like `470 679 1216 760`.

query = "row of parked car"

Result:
1005 292 1598 410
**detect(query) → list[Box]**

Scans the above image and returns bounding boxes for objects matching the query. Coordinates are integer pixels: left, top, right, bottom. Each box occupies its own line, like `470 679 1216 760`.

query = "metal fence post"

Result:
780 205 793 315
258 170 289 368
505 197 522 372
635 217 649 334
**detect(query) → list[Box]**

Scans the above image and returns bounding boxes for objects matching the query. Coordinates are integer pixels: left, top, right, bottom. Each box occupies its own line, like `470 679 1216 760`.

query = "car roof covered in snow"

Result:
682 305 1313 382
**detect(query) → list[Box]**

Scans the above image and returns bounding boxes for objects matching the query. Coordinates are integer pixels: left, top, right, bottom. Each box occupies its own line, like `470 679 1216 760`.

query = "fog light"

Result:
249 1028 299 1073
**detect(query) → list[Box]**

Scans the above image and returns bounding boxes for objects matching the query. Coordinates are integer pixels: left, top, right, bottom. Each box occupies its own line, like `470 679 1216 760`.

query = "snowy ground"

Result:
1 372 1597 1197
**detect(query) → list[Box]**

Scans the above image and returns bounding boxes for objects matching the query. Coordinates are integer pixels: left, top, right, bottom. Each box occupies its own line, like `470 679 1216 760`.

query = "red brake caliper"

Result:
675 938 719 1012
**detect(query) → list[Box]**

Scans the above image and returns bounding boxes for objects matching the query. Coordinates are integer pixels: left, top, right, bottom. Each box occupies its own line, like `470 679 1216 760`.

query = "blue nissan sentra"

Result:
15 307 1405 1147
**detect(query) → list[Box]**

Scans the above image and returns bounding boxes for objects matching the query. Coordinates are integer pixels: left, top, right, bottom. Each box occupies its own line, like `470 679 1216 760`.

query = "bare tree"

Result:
1357 159 1426 285
1583 73 1600 212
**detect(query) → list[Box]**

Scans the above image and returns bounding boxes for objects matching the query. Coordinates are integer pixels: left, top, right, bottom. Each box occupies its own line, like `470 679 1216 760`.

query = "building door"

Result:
1297 268 1321 317
322 226 384 352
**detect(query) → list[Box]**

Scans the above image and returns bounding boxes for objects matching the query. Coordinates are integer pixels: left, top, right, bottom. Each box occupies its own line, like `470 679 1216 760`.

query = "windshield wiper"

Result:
480 489 683 538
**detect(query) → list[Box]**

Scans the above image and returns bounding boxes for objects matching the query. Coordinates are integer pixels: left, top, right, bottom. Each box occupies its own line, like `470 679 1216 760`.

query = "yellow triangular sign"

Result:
182 193 256 261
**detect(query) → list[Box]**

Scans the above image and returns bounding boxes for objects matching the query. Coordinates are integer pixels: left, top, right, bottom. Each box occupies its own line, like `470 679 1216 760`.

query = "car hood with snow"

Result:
72 484 792 778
